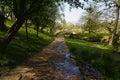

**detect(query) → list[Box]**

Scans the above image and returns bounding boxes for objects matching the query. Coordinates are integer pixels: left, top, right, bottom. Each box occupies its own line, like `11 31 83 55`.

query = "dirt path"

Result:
0 35 81 80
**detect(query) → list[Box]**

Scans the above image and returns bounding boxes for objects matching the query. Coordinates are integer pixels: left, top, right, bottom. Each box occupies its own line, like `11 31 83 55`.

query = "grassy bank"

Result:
0 20 54 69
65 38 120 79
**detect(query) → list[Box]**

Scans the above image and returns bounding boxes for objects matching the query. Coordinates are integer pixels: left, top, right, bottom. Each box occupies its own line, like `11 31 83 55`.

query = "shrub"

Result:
89 33 103 42
78 33 103 42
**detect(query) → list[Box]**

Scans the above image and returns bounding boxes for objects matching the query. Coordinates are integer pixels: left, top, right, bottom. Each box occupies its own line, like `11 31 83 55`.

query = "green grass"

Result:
0 20 54 69
65 38 120 79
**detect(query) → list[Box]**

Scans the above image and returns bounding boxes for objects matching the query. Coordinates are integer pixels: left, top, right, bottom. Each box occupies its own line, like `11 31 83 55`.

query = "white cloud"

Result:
63 3 85 24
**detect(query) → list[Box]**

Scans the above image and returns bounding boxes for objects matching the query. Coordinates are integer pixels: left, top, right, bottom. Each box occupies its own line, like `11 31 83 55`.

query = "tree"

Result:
107 0 120 46
0 0 30 52
0 0 61 52
102 0 120 46
25 20 29 40
84 0 120 47
80 3 101 40
30 2 60 33
0 0 8 30
0 12 6 30
0 0 95 52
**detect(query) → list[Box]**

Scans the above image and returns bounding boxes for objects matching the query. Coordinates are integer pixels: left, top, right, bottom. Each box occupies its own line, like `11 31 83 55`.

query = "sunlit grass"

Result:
67 39 110 50
65 38 120 79
0 20 54 69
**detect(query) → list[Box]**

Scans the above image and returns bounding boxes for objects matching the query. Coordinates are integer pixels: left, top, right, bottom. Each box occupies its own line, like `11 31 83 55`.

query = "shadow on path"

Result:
0 35 81 80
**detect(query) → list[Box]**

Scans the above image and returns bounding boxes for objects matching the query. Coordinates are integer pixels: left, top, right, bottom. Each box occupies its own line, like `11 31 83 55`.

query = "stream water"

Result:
49 41 81 80
49 36 104 80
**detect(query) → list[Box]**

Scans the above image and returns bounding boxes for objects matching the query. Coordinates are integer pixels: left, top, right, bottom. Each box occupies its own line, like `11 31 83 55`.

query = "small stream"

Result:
50 41 81 80
49 37 104 80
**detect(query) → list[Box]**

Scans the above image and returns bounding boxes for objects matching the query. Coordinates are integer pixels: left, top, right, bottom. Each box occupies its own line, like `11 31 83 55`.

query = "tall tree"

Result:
25 20 29 40
0 0 61 52
108 0 120 46
85 0 120 46
0 0 8 30
80 3 100 40
1 0 29 52
0 0 90 52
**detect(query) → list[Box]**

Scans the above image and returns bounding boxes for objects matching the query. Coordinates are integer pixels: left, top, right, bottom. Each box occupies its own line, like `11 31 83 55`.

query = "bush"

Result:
77 33 103 42
89 33 103 42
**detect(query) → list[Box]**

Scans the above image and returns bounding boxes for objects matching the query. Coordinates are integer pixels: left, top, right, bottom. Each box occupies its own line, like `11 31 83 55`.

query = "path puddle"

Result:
49 56 81 80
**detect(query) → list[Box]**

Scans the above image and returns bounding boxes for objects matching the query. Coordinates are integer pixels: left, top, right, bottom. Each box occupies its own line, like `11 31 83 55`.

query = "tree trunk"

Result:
0 15 6 30
0 19 5 29
109 6 119 46
36 26 39 37
88 19 91 41
25 21 28 40
88 26 91 40
0 18 25 52
0 6 5 29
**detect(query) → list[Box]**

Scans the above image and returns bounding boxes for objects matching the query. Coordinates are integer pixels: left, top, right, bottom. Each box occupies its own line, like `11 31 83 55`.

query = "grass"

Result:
65 38 120 79
0 20 54 69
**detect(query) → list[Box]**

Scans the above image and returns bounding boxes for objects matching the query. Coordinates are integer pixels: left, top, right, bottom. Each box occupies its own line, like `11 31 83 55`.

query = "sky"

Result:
62 1 114 25
63 3 86 25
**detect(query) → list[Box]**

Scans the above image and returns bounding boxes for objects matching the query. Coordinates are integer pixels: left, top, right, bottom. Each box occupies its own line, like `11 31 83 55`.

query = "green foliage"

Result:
30 0 61 31
70 33 103 42
66 38 120 78
89 33 103 42
80 3 100 33
5 19 15 27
